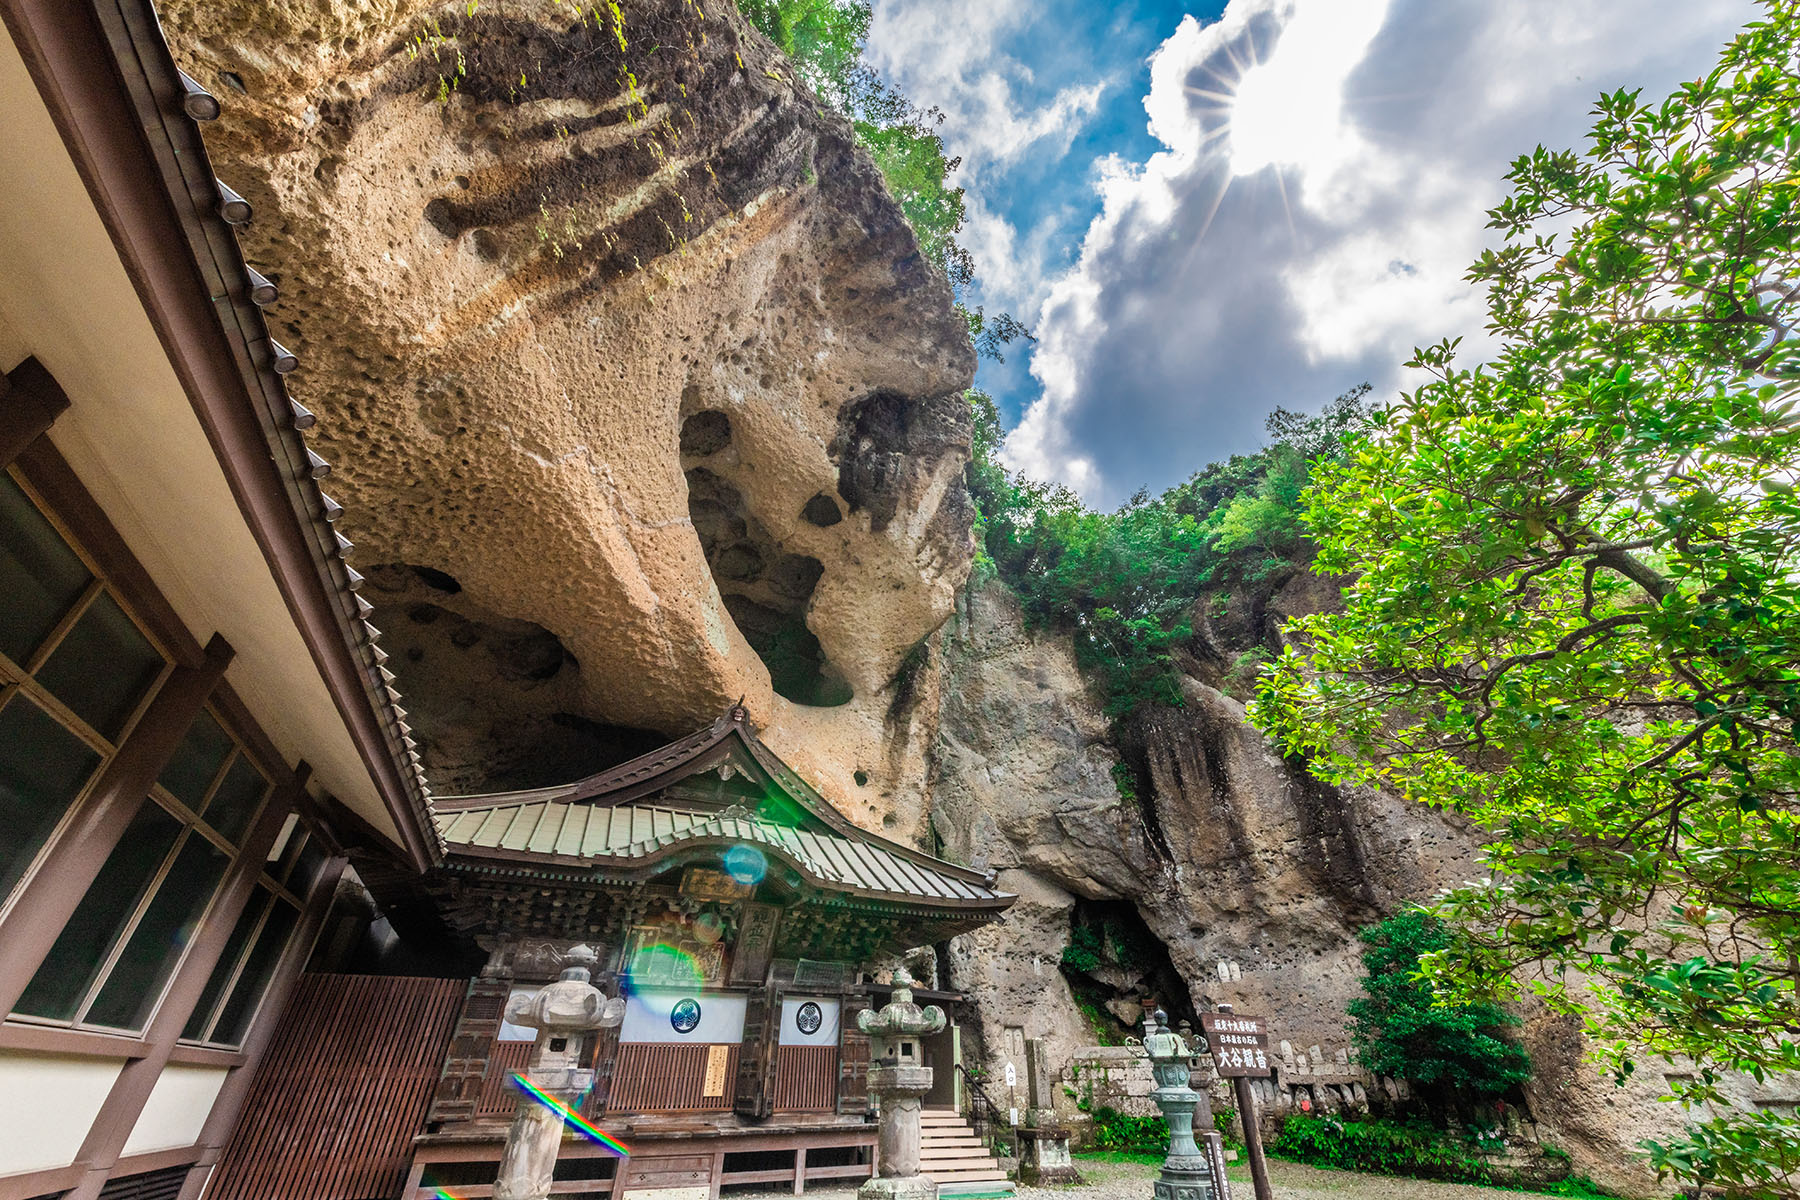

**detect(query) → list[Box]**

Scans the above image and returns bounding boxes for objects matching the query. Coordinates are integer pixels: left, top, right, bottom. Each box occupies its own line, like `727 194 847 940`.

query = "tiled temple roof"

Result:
438 802 1000 905
435 707 1012 912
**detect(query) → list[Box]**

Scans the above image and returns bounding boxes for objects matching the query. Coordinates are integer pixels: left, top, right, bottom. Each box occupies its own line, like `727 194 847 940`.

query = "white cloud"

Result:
1225 0 1388 180
1006 7 1274 490
998 0 1754 505
867 0 1107 316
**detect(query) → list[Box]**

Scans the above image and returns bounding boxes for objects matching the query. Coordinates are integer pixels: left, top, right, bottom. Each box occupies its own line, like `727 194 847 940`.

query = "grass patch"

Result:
1271 1116 1619 1196
1072 1150 1165 1165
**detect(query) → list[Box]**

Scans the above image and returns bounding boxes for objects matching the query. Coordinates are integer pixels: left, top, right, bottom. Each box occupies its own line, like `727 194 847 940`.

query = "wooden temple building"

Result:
195 708 1018 1200
378 707 1015 1200
0 5 1018 1200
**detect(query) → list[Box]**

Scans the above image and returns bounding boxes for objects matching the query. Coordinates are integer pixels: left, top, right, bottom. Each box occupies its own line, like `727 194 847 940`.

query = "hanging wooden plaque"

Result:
729 902 780 985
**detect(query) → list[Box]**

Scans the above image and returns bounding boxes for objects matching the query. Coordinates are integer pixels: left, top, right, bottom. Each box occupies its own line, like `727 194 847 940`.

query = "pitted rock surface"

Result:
161 0 974 809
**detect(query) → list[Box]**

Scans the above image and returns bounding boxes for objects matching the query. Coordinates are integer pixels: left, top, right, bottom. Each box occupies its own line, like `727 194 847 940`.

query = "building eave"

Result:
0 0 438 868
439 845 1018 915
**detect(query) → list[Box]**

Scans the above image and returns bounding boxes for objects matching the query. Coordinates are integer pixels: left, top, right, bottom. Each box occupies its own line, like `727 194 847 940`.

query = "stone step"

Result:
927 1169 1011 1184
921 1157 1006 1172
915 1110 1012 1195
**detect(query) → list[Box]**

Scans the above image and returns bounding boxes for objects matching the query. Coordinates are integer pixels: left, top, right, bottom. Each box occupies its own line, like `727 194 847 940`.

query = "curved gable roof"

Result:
434 707 1012 913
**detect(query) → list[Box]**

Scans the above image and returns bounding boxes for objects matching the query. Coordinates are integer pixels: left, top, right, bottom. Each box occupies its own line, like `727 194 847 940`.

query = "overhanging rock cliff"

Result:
160 0 975 813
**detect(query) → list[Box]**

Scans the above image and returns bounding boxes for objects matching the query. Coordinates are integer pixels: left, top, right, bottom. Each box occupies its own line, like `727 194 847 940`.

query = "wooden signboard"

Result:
1199 1012 1270 1078
703 1043 732 1097
1201 1130 1233 1200
729 903 780 986
681 866 753 902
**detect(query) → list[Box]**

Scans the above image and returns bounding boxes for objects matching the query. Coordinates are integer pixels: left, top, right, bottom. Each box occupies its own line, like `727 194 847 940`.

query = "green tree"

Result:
1348 911 1532 1103
968 387 1368 719
1253 7 1800 1194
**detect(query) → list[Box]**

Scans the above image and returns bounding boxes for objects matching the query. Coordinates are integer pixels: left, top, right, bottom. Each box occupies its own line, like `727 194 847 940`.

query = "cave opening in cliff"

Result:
364 563 668 793
1060 899 1196 1037
683 430 853 707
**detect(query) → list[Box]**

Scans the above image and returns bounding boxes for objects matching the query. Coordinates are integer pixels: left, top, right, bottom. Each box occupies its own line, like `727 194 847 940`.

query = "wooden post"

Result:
1214 1003 1272 1200
1230 1075 1272 1200
0 357 71 468
62 768 310 1200
171 854 347 1200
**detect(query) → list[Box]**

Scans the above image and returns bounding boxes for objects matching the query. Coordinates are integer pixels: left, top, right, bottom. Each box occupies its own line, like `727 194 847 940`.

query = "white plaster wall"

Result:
620 990 747 1043
0 1051 125 1174
121 1064 229 1156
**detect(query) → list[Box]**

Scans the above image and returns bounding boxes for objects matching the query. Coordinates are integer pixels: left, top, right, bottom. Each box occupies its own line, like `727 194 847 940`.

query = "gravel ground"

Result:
1040 1155 1582 1199
727 1156 1580 1200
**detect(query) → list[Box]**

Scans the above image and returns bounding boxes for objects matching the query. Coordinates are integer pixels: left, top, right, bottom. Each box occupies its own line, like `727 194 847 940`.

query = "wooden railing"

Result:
957 1062 1019 1160
604 1043 739 1113
772 1045 839 1112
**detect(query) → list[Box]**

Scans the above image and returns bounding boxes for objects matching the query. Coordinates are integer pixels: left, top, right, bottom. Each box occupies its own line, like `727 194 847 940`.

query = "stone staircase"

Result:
920 1109 1015 1198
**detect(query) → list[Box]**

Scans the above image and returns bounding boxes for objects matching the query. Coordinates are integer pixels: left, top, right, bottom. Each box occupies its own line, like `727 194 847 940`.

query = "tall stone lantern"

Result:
494 946 626 1200
858 968 947 1200
1136 1010 1218 1200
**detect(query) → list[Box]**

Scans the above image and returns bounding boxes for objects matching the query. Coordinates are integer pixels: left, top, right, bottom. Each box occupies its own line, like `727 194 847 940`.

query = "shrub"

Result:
1272 1116 1607 1195
1214 1107 1241 1149
1271 1115 1488 1181
1088 1106 1168 1152
1061 924 1104 974
1347 911 1531 1100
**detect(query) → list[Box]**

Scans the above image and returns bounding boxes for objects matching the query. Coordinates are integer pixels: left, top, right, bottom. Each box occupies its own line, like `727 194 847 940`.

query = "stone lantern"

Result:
1136 1010 1218 1200
494 946 626 1200
857 968 946 1200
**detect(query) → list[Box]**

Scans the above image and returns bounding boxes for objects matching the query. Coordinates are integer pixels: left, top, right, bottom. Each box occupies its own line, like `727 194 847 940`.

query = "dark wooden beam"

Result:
0 1162 84 1200
0 356 70 467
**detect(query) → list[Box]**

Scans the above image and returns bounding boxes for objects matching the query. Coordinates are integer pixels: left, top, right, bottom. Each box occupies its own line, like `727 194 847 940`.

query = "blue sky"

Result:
866 0 1758 508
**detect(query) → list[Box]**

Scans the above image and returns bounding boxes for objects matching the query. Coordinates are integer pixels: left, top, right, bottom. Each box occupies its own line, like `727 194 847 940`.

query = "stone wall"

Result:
1061 1042 1385 1138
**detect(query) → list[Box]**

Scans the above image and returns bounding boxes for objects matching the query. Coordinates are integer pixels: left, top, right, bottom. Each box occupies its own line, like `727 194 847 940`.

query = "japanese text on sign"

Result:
703 1043 731 1096
1199 1012 1272 1079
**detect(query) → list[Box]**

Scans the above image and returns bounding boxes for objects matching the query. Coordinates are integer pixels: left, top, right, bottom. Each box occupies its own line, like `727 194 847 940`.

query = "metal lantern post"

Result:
1136 1010 1222 1200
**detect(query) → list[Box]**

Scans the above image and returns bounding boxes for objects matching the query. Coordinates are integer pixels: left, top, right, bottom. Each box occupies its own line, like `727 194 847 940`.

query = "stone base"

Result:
1153 1166 1218 1200
1018 1163 1082 1186
858 1175 939 1200
1017 1127 1081 1186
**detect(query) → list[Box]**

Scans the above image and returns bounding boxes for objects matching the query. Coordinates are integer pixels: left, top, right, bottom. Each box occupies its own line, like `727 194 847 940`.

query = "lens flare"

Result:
512 1074 632 1157
627 942 704 986
722 843 767 885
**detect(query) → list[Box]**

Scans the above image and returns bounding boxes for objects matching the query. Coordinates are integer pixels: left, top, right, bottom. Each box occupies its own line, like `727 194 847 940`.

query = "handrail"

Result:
955 1063 1019 1160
